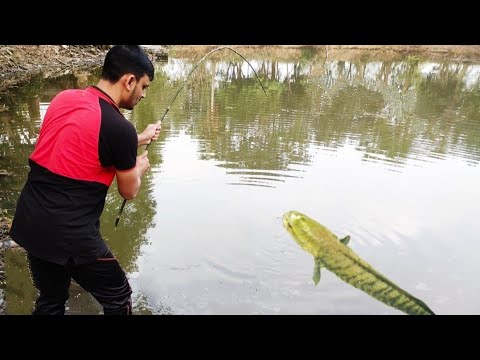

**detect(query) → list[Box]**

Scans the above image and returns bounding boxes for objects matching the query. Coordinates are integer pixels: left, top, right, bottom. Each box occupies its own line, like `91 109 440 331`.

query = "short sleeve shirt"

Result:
10 86 138 265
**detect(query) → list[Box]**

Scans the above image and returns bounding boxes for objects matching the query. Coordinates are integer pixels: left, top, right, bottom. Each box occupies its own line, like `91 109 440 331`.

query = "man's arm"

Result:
116 151 150 200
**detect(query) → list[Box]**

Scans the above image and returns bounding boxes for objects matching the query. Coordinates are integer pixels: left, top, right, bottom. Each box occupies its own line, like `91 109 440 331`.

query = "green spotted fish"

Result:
283 211 435 315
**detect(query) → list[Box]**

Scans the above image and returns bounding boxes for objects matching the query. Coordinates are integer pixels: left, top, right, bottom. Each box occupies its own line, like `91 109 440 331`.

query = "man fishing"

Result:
9 45 161 315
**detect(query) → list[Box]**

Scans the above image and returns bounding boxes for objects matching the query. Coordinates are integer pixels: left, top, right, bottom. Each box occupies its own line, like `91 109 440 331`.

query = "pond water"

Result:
1 48 480 314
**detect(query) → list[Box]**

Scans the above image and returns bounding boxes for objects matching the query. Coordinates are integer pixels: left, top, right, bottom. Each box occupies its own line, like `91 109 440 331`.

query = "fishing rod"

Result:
115 46 267 228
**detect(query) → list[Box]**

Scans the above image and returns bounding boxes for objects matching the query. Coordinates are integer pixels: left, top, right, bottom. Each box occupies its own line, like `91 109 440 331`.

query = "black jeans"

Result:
27 250 132 315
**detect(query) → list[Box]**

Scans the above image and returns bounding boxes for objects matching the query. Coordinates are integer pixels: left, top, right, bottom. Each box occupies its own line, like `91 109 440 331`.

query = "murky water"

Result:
1 48 480 314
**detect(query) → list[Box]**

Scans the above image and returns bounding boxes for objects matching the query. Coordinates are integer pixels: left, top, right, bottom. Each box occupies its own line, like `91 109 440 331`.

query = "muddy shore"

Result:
0 45 168 92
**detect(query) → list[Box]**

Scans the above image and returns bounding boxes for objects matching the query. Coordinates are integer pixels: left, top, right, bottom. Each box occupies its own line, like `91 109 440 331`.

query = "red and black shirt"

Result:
10 86 138 265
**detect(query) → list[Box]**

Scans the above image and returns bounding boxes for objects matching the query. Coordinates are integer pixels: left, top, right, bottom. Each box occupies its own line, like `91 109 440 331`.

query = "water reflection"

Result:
2 50 480 314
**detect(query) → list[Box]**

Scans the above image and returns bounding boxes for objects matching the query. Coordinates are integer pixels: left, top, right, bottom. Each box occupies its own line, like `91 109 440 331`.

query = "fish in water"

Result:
282 211 435 315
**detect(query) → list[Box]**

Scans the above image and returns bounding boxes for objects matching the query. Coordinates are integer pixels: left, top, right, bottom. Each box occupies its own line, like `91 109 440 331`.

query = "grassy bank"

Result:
169 45 480 62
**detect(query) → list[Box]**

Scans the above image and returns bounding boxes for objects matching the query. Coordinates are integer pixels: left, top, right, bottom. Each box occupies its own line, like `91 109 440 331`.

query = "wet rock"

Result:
1 239 18 249
0 290 4 315
0 217 16 250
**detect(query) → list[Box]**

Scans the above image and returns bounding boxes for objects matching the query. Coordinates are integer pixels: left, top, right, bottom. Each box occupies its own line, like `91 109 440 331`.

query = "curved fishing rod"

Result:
115 46 268 228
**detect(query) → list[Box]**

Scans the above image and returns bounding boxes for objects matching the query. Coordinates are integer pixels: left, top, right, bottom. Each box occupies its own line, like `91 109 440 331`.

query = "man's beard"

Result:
125 93 139 110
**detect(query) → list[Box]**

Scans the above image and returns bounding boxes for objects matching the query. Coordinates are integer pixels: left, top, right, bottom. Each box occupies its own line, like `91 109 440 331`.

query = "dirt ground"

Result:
0 45 167 92
0 46 106 90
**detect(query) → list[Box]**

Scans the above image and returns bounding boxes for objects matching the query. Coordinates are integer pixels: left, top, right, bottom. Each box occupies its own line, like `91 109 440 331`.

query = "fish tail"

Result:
326 255 434 315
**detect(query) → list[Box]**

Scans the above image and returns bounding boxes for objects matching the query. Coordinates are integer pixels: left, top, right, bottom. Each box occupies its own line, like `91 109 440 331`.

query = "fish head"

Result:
282 211 305 236
283 211 329 256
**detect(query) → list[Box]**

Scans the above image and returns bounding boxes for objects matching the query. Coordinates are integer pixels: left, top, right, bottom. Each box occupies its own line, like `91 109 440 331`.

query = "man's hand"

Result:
138 120 162 147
